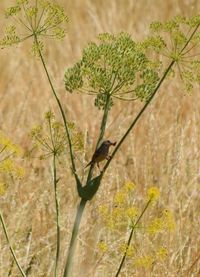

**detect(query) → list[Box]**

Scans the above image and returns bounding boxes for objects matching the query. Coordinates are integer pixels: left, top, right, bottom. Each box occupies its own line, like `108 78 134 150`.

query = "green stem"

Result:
115 199 152 277
0 210 26 277
63 199 87 277
53 153 60 277
86 94 111 184
101 60 175 176
97 94 111 147
180 23 200 54
34 35 77 176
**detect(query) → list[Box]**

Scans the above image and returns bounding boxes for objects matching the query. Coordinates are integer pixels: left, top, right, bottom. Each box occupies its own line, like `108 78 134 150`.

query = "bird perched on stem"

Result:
85 140 116 169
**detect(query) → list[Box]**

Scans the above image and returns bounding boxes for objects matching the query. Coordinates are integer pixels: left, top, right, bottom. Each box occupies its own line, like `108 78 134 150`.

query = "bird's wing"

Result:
92 144 104 160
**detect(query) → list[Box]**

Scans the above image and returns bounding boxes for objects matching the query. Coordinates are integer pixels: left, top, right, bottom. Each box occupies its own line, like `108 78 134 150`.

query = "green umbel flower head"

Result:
0 0 68 54
142 15 200 93
64 32 159 109
30 111 83 159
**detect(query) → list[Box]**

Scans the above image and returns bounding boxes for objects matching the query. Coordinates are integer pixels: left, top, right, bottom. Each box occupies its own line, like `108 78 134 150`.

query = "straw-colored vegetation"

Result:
0 0 200 276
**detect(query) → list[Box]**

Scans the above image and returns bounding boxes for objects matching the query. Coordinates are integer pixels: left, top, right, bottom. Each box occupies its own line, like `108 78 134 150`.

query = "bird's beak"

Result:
110 141 117 146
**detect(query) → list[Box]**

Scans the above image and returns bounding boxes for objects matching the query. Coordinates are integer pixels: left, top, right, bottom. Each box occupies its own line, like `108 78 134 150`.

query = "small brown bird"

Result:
85 140 116 169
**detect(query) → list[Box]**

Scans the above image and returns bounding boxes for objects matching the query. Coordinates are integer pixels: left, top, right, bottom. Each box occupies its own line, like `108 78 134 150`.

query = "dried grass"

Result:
0 0 200 276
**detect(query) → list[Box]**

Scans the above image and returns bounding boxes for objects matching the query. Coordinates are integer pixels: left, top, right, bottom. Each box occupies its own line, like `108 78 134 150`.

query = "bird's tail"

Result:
85 160 94 168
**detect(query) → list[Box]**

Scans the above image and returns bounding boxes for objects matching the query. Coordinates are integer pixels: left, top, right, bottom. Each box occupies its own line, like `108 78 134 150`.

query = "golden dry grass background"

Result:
0 0 200 276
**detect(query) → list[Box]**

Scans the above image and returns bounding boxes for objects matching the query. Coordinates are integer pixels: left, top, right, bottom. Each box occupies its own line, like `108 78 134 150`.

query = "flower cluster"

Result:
0 158 25 178
142 15 200 93
147 186 160 202
99 181 137 231
97 182 174 274
0 0 68 54
133 247 168 268
0 131 25 183
0 131 21 157
30 111 83 160
147 209 175 234
64 32 159 109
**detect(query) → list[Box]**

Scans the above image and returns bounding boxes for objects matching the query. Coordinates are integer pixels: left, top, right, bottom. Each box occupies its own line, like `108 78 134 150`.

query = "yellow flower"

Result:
112 206 123 219
125 207 138 220
156 247 168 260
147 186 160 201
0 158 25 178
97 241 108 253
134 255 154 268
114 191 126 205
44 110 55 120
124 181 135 192
147 218 164 234
147 210 175 234
0 131 21 156
0 159 14 174
15 166 25 178
30 125 42 137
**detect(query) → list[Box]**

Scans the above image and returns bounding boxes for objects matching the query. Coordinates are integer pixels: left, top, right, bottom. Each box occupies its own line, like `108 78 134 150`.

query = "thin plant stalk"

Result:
52 152 60 277
0 210 26 277
33 35 77 176
115 199 152 277
63 198 87 277
101 60 175 175
47 113 61 277
96 94 111 146
32 34 74 276
86 94 111 183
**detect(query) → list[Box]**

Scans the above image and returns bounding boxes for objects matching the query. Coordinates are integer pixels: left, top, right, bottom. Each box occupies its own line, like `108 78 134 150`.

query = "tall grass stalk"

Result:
0 210 26 277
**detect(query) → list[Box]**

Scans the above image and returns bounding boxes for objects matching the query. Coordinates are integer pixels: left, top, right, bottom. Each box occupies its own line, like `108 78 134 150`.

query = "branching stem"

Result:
115 199 152 277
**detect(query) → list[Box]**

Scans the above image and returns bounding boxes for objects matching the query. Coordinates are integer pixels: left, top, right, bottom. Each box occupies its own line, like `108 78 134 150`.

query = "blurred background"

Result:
0 0 200 276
